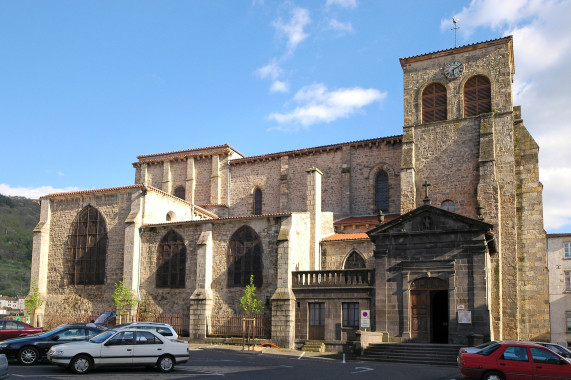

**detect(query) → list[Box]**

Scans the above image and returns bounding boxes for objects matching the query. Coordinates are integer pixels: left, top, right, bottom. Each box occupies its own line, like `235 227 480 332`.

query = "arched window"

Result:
68 205 108 285
174 186 185 200
344 251 366 269
166 211 177 222
227 226 263 288
253 188 262 215
375 171 389 212
422 83 447 123
464 75 491 117
156 230 186 288
441 200 455 212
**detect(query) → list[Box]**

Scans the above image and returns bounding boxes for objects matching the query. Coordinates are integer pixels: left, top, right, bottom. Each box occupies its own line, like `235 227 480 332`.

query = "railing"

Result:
139 313 190 337
40 313 190 337
292 269 374 288
209 314 266 337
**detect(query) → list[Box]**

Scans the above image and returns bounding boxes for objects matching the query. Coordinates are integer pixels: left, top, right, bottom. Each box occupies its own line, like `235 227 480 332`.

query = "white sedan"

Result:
47 328 189 374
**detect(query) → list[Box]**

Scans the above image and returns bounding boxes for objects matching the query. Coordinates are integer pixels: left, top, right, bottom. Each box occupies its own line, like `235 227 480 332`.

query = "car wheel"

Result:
17 346 39 365
156 355 175 373
483 371 505 380
70 354 92 375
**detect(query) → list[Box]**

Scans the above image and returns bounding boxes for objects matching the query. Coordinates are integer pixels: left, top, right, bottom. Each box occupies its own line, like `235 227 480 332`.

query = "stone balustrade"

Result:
292 269 374 288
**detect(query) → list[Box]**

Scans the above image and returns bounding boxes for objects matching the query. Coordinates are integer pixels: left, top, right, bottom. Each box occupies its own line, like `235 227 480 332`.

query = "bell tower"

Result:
398 36 549 341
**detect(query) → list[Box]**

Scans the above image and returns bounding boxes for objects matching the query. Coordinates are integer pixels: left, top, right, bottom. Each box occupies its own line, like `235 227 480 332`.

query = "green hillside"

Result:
0 194 40 296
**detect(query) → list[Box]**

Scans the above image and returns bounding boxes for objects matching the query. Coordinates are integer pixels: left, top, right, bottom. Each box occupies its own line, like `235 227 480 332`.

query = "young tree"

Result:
240 275 263 316
112 278 138 323
24 280 43 327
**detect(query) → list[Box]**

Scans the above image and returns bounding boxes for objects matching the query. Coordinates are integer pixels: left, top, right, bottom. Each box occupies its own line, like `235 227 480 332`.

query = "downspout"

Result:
136 185 147 319
227 158 231 218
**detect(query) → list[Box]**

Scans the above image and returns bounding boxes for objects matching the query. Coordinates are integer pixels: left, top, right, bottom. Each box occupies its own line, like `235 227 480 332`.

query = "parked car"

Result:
0 320 43 341
459 341 499 354
0 354 8 380
115 322 180 341
458 342 571 379
532 342 571 360
47 328 190 374
0 324 105 365
92 311 116 327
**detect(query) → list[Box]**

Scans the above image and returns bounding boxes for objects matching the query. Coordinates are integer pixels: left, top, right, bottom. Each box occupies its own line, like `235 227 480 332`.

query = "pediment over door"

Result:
368 205 493 236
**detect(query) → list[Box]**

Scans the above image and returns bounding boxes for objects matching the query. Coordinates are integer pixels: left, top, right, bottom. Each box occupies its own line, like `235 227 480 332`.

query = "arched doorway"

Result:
410 277 448 343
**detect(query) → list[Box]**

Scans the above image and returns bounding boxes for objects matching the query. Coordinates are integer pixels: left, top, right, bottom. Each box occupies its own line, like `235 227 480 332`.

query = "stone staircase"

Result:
302 340 325 352
361 343 462 366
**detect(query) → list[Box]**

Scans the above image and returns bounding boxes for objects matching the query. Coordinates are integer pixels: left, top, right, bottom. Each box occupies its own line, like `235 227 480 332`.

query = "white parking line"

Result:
297 351 305 360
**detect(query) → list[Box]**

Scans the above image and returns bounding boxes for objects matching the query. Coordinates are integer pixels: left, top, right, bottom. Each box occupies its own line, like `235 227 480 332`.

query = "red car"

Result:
0 320 43 341
458 342 571 380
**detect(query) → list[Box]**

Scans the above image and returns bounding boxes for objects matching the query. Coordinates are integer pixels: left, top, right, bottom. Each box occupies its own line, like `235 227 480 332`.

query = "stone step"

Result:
361 343 461 367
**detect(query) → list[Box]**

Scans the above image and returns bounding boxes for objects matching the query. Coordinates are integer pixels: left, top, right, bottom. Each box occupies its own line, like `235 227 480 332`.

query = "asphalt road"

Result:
5 345 464 379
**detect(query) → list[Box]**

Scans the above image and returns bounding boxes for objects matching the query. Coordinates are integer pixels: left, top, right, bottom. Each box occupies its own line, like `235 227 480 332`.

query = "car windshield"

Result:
478 343 501 356
475 341 495 349
36 326 68 338
90 330 116 343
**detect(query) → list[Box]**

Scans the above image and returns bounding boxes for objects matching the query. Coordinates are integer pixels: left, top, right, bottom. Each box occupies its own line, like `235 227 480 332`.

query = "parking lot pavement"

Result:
5 343 463 379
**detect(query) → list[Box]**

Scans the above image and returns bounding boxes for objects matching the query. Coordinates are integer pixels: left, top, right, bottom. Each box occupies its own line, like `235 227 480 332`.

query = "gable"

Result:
368 204 493 237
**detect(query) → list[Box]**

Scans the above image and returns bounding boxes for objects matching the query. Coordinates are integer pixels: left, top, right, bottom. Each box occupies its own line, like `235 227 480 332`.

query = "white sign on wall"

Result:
360 310 370 329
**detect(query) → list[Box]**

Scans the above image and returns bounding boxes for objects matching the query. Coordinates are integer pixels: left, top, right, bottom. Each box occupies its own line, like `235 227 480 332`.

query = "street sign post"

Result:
360 310 370 330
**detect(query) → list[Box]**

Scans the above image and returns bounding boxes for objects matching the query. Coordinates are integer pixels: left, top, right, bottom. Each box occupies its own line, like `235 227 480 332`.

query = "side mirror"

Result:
52 335 60 341
104 340 115 346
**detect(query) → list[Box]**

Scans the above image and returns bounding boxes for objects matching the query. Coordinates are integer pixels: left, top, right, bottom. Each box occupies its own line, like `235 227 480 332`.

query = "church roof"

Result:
39 184 218 219
230 135 402 166
399 35 514 75
321 232 370 242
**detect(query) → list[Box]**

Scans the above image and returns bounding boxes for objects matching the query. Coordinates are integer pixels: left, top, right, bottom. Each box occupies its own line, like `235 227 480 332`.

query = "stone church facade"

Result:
31 36 550 349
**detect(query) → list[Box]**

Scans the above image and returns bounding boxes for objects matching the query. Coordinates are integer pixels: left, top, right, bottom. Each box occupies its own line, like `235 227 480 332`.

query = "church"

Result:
31 36 550 349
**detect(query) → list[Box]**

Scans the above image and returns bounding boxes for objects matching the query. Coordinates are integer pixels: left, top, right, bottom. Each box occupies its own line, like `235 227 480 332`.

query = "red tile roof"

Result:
322 233 370 242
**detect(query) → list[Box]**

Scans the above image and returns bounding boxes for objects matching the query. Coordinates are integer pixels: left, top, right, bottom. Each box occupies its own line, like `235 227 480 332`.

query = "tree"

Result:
240 275 263 316
112 278 138 323
24 279 43 327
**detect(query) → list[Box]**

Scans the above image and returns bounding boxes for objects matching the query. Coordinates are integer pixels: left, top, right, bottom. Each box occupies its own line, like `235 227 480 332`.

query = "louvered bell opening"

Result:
422 83 447 123
464 75 491 116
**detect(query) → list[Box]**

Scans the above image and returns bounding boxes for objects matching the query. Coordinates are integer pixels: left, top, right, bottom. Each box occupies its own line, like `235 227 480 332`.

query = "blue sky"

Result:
1 0 570 233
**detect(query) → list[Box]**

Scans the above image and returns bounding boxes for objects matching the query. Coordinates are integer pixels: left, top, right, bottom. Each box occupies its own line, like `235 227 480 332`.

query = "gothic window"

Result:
422 83 447 123
375 170 389 212
174 186 185 200
227 226 263 288
253 188 262 215
441 200 455 212
344 251 366 269
464 75 491 116
68 205 108 285
156 230 186 288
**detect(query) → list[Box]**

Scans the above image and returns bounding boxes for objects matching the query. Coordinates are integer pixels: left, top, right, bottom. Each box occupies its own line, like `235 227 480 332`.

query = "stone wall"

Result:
230 139 402 219
321 240 375 270
547 234 571 346
38 188 136 315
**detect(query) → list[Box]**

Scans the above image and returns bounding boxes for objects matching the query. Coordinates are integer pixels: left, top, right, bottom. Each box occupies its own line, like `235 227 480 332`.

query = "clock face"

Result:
445 61 464 79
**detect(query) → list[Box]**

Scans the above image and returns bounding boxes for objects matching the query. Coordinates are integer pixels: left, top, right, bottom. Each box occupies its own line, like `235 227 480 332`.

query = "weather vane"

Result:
451 17 460 48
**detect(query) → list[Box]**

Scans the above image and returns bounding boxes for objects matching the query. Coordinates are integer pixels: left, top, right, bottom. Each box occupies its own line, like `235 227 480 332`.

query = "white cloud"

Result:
272 7 311 52
451 0 571 232
256 60 283 80
327 19 354 34
268 84 386 128
326 0 358 9
270 80 289 93
0 184 81 200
